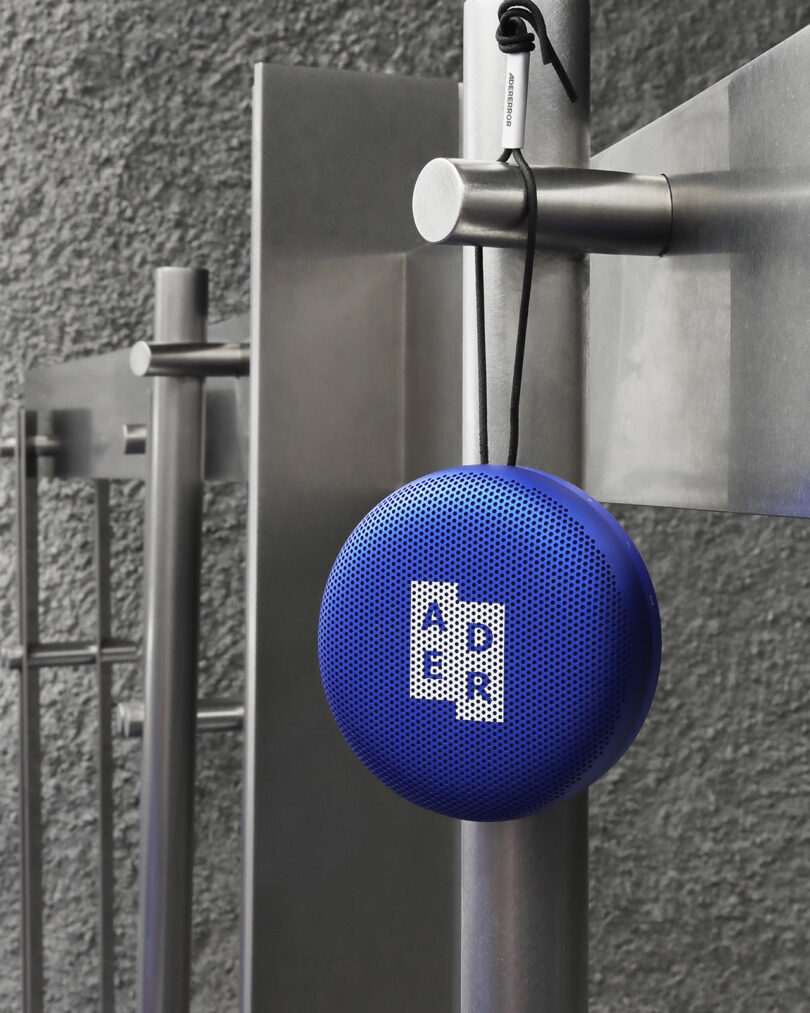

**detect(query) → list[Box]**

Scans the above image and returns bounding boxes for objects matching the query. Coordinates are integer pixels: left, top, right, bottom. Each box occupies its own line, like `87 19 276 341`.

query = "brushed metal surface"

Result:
589 25 810 517
243 64 459 1013
413 160 671 254
460 2 590 1013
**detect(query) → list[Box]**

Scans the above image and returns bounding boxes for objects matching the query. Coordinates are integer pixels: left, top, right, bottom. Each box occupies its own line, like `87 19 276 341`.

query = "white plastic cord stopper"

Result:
501 52 530 150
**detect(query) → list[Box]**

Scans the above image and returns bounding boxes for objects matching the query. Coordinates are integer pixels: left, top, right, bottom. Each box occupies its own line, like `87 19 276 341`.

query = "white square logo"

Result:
409 581 505 723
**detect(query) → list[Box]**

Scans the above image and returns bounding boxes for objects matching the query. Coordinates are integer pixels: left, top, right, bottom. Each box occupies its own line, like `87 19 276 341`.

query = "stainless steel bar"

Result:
413 160 672 254
136 267 206 1013
93 481 116 1013
1 640 139 671
117 700 245 739
460 803 589 1011
16 408 43 1013
129 341 249 377
1 433 59 459
460 3 590 1012
122 424 147 456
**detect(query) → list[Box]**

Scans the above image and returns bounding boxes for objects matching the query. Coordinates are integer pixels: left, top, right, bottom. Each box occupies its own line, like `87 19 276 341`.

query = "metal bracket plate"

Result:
588 26 810 517
23 316 249 482
244 64 460 1012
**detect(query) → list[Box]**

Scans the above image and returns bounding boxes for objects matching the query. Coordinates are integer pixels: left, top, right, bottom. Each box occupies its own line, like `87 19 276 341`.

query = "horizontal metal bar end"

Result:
130 341 250 378
413 159 672 256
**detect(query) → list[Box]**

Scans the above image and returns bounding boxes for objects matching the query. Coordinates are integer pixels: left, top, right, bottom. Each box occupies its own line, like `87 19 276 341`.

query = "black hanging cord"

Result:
475 245 489 464
506 147 539 467
475 147 511 465
476 1 576 467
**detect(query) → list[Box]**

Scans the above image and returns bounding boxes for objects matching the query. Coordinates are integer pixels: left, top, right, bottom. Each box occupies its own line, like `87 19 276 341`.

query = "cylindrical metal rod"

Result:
16 408 43 1013
2 640 139 671
117 700 245 739
460 3 590 1013
461 803 589 1011
123 423 147 456
136 267 206 1013
1 433 59 459
129 341 250 377
413 160 672 255
93 481 115 1013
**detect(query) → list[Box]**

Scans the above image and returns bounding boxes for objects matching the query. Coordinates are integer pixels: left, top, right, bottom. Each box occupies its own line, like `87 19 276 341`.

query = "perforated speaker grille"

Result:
319 465 660 822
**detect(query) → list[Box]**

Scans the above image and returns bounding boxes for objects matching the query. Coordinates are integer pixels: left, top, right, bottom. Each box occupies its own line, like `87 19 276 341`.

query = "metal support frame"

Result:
7 18 810 1013
4 273 247 1012
460 2 590 1011
136 267 207 1013
6 412 126 1012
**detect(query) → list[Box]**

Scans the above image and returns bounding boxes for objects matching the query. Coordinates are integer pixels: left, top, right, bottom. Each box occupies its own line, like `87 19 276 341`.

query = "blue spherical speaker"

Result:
318 465 661 822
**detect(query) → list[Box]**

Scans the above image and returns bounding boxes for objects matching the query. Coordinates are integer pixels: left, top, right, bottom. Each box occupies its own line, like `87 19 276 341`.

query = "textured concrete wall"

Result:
1 0 809 1009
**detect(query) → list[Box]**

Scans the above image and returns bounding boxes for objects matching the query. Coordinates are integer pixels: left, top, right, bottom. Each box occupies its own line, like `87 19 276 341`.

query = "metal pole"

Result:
460 2 590 1012
136 267 207 1013
93 480 116 1013
16 408 44 1013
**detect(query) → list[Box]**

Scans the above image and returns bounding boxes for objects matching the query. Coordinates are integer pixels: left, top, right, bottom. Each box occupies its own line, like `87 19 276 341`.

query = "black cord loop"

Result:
496 0 578 103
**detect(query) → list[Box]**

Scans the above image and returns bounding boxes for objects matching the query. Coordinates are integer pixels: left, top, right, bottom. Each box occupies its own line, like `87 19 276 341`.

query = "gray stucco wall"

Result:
1 1 808 1009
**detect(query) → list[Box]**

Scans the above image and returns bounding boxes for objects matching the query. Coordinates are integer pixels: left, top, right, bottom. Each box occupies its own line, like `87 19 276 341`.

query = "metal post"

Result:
93 480 116 1013
16 408 44 1013
136 267 207 1013
460 2 590 1012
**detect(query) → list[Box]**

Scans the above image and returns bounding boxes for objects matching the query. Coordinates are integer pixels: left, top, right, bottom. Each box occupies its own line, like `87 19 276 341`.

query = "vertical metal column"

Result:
93 480 116 1013
16 408 44 1013
460 2 590 1011
136 267 207 1013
